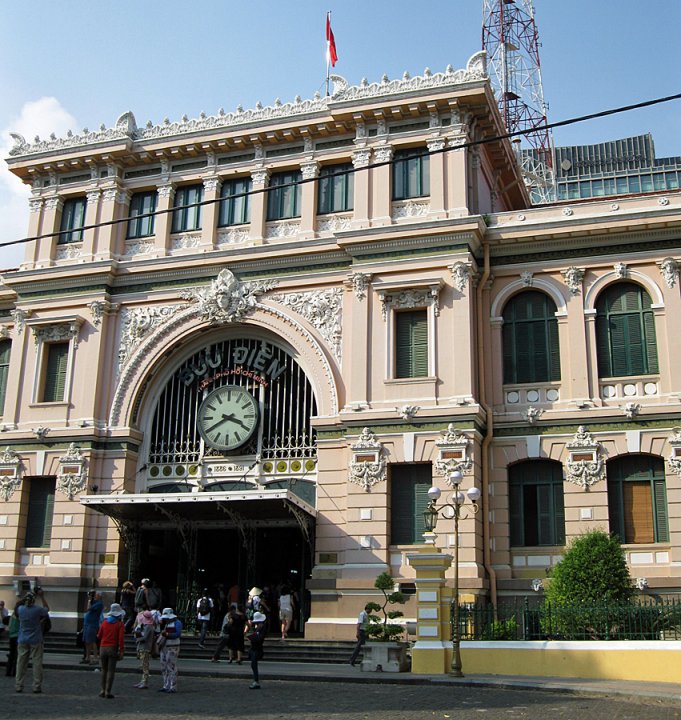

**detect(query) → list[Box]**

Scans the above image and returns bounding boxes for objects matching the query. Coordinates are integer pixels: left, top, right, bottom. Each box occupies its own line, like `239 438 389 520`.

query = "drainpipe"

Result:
476 236 498 610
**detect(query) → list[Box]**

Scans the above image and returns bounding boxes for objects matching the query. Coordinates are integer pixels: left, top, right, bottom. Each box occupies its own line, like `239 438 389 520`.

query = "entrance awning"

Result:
80 488 316 528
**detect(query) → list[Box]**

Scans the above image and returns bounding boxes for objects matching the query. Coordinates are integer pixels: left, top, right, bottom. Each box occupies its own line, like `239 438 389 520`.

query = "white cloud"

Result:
0 98 78 270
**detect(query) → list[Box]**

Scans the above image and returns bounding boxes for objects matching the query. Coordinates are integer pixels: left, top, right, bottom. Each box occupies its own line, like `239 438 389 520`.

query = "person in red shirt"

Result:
96 603 125 698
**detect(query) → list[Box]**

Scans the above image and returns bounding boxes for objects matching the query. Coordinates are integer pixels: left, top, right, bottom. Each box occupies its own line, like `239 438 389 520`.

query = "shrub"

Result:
365 572 406 642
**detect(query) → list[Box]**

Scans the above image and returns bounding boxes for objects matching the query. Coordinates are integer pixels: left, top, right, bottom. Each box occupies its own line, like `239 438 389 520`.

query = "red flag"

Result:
326 13 338 67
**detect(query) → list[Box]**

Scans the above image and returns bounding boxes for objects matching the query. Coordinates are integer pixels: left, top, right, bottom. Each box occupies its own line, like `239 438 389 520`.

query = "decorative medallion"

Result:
520 271 534 287
565 426 606 489
0 447 22 501
449 262 472 293
180 268 277 326
348 272 371 301
658 258 679 289
614 262 629 279
667 428 681 476
269 288 343 363
57 443 88 500
348 428 387 492
434 424 473 479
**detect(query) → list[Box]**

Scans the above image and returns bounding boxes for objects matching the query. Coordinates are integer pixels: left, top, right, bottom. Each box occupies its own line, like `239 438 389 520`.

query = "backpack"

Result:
198 597 210 616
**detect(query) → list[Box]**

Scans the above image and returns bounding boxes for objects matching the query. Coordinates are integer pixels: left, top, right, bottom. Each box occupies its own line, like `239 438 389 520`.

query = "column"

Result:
96 187 130 260
406 550 454 675
299 161 319 239
201 176 221 249
446 133 470 217
81 189 101 260
427 138 447 219
36 196 62 267
371 145 392 226
249 169 269 244
24 197 44 268
154 184 175 255
343 272 372 409
351 148 371 229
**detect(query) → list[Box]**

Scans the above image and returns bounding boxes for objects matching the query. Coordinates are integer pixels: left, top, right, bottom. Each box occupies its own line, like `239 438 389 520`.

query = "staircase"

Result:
44 633 355 664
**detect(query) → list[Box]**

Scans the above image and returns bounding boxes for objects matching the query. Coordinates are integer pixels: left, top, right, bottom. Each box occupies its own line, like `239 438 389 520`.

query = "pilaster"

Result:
351 148 371 229
427 138 447 219
154 184 175 255
37 196 62 266
201 176 221 249
249 169 269 243
299 161 319 238
371 145 393 226
81 189 101 260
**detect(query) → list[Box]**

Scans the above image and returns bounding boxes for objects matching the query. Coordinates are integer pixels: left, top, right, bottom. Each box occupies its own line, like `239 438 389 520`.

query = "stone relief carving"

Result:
123 241 156 257
373 145 393 164
379 286 440 320
392 199 430 219
0 327 9 339
203 177 221 193
269 288 343 363
33 427 49 440
614 262 629 279
55 243 83 261
118 304 187 370
217 228 249 245
10 309 30 335
170 232 201 250
0 447 22 501
317 214 353 234
181 268 277 326
29 198 43 213
300 161 319 180
520 271 534 287
266 221 301 239
348 428 387 492
620 402 641 419
349 272 372 301
565 426 606 489
667 428 681 476
435 424 473 479
449 262 472 293
57 443 88 501
396 405 419 420
658 258 679 289
352 149 371 168
31 320 82 349
560 267 585 296
522 407 544 424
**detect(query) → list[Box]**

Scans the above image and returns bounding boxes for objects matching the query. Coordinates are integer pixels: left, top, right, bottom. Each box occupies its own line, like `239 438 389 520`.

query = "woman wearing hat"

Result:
96 603 125 698
132 609 157 689
158 608 182 693
246 611 266 690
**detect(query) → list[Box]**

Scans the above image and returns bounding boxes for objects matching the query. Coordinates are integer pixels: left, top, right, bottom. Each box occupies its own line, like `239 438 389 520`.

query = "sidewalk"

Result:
39 651 681 704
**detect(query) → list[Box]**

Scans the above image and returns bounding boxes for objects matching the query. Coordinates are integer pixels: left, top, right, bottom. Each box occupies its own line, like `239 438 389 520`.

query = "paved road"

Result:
2 670 679 720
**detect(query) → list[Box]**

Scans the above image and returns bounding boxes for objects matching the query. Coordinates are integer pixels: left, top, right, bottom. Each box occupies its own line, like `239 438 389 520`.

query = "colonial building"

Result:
1 51 680 639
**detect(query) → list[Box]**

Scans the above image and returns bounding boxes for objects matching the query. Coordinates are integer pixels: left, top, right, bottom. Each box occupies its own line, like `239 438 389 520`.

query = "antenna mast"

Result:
482 0 554 203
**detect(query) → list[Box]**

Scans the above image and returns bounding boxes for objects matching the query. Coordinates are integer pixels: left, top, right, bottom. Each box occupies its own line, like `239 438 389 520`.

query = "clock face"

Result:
197 385 259 452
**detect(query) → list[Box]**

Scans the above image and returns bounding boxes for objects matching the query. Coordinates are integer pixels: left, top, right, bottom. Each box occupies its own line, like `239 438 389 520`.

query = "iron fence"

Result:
452 598 681 641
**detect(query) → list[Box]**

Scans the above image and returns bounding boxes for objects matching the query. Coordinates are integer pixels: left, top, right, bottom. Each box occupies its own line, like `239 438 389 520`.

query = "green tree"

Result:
365 572 406 641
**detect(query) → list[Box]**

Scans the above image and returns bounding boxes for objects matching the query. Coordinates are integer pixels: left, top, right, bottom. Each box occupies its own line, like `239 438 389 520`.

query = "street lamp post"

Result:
423 470 480 677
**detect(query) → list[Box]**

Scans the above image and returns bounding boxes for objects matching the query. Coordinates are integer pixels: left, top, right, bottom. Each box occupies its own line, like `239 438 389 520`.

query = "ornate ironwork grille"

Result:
148 337 317 465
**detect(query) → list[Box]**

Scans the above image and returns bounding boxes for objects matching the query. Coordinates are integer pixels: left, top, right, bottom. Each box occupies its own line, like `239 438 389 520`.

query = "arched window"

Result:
608 455 668 544
502 291 560 384
509 460 565 547
595 282 658 378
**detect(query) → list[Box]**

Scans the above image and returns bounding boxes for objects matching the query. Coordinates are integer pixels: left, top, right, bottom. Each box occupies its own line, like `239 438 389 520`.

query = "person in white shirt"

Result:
196 590 214 649
349 603 371 667
278 586 294 640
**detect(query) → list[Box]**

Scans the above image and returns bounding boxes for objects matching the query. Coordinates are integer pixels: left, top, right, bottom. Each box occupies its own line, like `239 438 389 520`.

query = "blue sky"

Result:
1 0 680 268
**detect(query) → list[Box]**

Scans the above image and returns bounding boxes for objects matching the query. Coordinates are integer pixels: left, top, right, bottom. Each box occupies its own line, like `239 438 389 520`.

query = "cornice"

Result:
493 417 680 437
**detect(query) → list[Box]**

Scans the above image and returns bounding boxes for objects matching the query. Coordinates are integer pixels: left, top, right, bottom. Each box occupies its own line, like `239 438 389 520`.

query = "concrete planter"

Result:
361 641 410 672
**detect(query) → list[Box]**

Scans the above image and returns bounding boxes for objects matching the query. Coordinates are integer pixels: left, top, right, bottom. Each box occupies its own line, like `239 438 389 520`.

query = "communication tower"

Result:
482 0 555 203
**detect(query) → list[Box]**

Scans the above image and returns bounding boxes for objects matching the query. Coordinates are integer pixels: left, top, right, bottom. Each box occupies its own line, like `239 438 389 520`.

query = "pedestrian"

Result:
96 602 125 699
158 607 182 693
349 603 371 666
82 591 103 665
278 585 294 640
196 588 213 649
246 611 266 689
133 609 157 689
15 588 50 693
211 603 246 663
6 600 23 677
146 581 163 611
134 578 150 612
119 580 136 632
0 599 9 638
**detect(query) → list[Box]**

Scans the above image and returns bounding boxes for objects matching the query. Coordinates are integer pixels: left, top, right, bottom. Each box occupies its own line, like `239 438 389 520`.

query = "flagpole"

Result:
325 11 331 97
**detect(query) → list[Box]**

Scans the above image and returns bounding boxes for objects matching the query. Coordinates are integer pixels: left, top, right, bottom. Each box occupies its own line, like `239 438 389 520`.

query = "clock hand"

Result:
205 418 229 434
222 413 250 431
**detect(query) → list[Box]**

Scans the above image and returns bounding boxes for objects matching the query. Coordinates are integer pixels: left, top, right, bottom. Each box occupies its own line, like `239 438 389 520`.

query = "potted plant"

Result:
361 572 409 672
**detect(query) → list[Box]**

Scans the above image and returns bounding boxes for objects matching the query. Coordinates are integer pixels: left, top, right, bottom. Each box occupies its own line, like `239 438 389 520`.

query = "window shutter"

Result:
595 314 612 377
608 479 624 542
390 465 432 545
623 481 654 544
608 315 630 376
502 323 515 384
653 478 669 542
43 343 69 402
548 317 561 381
509 482 523 546
25 478 56 548
642 311 659 374
0 340 10 414
395 310 428 378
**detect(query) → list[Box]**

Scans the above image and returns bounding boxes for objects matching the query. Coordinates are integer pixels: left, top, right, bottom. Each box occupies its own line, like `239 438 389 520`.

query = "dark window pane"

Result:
127 191 157 239
393 149 430 200
219 177 251 227
390 464 432 545
59 197 87 244
395 310 428 378
0 340 10 415
318 164 353 214
43 343 69 402
267 171 302 220
172 185 203 232
25 477 56 548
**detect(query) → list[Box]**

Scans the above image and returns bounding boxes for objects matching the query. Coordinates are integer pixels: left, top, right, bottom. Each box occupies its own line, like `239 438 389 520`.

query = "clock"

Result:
197 385 259 452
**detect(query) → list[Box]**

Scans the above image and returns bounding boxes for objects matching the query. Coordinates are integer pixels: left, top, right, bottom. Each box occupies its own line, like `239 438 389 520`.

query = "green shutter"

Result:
0 340 10 414
395 310 428 378
653 478 669 542
509 482 523 546
25 477 56 548
43 343 69 402
548 318 561 381
595 313 612 377
607 478 624 542
553 481 566 545
390 465 432 545
643 311 659 374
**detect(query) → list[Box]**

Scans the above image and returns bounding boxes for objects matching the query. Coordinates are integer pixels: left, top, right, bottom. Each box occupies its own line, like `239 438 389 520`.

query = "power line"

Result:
2 91 680 250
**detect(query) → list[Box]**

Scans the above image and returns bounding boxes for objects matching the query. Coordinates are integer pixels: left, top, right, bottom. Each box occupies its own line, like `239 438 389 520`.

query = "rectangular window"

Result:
42 342 69 402
267 170 302 220
172 184 203 233
218 177 251 227
390 464 432 545
127 191 157 239
393 148 430 200
395 309 428 378
59 197 87 244
25 477 56 548
317 163 354 214
0 340 10 415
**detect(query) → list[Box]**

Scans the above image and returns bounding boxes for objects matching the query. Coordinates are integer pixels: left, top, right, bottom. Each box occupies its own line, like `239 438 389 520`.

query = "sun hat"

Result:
106 603 125 618
252 612 266 623
139 610 155 625
249 586 262 597
160 607 177 620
